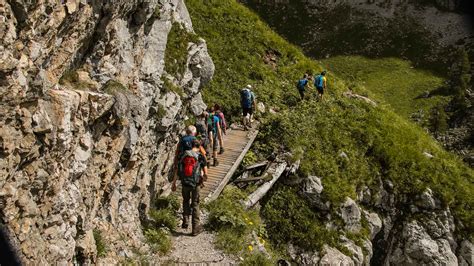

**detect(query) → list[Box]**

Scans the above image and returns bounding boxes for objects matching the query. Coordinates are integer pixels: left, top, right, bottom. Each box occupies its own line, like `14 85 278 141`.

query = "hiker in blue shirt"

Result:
240 85 256 130
314 71 327 100
296 74 310 100
208 107 223 167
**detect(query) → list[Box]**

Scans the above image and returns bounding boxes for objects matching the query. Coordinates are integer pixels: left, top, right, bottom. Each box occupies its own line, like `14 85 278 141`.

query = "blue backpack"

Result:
241 89 253 108
207 114 219 135
297 79 307 90
315 75 324 87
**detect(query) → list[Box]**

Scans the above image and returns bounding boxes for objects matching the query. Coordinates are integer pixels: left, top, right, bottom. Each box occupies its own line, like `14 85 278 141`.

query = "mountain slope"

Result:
186 0 473 264
321 56 450 122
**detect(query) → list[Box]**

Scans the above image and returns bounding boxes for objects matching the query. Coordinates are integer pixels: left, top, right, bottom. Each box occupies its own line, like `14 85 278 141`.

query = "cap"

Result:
246 84 252 89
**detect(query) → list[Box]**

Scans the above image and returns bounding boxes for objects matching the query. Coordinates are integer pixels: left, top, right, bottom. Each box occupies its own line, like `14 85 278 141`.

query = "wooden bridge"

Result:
176 128 258 202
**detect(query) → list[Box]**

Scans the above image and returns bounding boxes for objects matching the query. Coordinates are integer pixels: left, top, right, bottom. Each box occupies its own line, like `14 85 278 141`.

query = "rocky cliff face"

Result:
0 0 214 263
290 176 474 265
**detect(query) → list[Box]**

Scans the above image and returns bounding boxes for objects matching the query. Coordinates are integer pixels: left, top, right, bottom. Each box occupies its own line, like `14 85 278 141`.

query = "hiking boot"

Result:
213 159 219 167
182 216 189 229
219 147 225 154
192 224 204 236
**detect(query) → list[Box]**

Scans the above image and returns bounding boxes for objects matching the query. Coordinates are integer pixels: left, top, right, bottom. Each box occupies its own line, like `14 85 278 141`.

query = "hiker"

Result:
171 139 208 236
240 85 256 130
314 71 327 100
174 125 197 162
214 104 227 154
296 74 310 100
195 111 211 166
208 106 222 166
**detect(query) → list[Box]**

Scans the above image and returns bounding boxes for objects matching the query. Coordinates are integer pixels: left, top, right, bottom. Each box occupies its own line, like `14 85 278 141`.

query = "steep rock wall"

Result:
0 0 214 264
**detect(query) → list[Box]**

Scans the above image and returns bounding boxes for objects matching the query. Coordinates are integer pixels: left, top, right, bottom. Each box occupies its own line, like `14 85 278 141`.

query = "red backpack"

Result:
179 150 201 187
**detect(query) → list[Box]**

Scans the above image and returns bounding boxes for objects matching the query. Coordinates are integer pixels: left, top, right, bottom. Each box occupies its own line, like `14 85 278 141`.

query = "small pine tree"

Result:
449 48 471 114
429 105 448 137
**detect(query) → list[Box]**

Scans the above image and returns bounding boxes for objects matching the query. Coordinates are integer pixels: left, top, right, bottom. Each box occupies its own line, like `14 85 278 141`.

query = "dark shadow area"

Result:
0 224 21 266
414 85 451 99
241 0 473 77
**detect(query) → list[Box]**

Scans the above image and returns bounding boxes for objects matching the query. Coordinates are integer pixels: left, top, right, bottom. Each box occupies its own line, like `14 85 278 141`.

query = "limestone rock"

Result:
257 102 266 113
340 237 364 265
362 210 382 240
387 220 458 265
302 176 329 211
458 240 474 266
0 0 213 264
319 245 354 266
340 197 361 233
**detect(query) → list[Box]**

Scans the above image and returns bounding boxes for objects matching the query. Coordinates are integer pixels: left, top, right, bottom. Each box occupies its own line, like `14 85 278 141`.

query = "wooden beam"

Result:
244 161 288 209
234 175 267 183
205 130 259 202
245 161 269 171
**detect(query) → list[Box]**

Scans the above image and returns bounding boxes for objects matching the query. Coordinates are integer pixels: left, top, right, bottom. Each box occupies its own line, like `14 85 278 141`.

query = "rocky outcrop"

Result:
292 173 471 265
387 220 458 265
0 0 214 264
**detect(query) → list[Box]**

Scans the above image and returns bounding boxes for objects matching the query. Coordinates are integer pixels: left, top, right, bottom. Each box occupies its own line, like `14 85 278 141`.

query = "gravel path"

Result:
156 212 237 265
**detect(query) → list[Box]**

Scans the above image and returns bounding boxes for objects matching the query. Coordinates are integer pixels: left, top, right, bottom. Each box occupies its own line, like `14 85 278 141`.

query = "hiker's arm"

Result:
171 171 178 191
217 121 223 142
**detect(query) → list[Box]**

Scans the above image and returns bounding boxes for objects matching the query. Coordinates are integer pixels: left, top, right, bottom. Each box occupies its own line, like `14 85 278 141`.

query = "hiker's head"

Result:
209 106 215 114
214 104 221 111
199 111 209 119
321 71 327 76
246 84 252 90
186 125 197 136
191 139 201 151
303 74 308 79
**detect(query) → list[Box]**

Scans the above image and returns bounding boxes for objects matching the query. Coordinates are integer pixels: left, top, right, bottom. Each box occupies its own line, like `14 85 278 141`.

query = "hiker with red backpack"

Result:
213 104 227 154
208 107 223 166
172 139 208 236
241 85 256 130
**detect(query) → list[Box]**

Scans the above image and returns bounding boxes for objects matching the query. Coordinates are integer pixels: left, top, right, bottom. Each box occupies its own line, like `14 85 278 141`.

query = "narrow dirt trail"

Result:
156 212 236 265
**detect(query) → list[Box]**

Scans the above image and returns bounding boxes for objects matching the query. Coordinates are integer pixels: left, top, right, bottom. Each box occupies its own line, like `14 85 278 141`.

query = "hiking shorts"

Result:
316 86 324 94
210 131 218 151
242 107 253 117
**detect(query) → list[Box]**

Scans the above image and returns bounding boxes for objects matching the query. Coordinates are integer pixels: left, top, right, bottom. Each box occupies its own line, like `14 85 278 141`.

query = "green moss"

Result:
161 76 185 97
142 195 179 255
165 22 200 77
206 186 270 258
241 252 273 266
93 229 107 257
262 186 339 251
103 80 128 95
144 228 172 255
59 70 90 90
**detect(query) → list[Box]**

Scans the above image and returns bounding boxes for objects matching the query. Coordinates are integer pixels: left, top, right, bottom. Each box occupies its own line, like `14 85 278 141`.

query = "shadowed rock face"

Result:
0 0 214 264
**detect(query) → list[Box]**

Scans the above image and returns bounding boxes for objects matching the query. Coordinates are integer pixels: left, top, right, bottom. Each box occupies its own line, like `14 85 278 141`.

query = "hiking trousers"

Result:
182 185 200 226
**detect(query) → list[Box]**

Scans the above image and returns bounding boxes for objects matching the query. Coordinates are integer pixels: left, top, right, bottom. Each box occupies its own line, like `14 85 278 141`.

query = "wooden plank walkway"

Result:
175 129 258 202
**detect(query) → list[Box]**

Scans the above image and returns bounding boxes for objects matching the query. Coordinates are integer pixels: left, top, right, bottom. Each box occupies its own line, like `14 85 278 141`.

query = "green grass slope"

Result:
321 56 450 122
185 0 473 254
